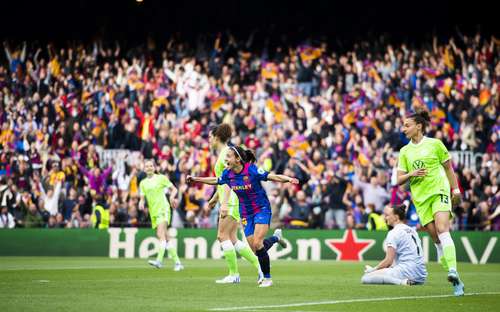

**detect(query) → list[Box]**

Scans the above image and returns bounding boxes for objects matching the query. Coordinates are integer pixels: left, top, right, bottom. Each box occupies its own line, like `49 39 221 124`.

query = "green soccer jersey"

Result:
139 174 173 216
215 146 240 219
398 137 451 206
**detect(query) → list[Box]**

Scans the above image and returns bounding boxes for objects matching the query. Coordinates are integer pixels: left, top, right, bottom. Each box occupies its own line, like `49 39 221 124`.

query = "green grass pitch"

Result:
1 257 499 312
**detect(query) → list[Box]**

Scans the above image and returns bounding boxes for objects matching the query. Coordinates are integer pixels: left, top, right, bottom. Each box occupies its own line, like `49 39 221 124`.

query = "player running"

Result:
187 145 299 287
139 159 184 271
397 110 464 296
208 124 263 284
361 204 427 285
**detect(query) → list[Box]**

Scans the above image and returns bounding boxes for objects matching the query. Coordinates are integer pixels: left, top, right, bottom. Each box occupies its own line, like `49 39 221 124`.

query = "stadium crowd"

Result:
0 30 498 231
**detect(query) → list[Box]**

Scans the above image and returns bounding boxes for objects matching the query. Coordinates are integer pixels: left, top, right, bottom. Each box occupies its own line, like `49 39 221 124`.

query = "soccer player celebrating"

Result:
139 159 184 271
397 110 464 296
361 204 427 285
187 145 299 287
209 124 277 284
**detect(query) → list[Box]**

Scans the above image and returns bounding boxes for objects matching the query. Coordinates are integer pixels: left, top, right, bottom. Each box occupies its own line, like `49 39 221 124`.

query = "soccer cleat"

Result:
215 274 240 284
453 280 465 296
447 269 465 296
273 229 287 248
402 279 417 286
258 278 273 288
148 260 163 269
257 270 265 285
173 263 184 272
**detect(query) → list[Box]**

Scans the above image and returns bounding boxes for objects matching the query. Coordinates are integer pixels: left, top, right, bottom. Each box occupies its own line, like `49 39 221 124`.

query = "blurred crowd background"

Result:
0 1 498 231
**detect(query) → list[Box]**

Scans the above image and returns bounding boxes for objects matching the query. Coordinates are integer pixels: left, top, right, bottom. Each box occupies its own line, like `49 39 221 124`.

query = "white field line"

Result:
0 264 148 271
208 292 500 311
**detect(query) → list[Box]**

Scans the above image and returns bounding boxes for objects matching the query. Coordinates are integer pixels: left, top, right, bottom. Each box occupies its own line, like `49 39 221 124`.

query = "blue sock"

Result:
263 236 278 251
255 247 271 278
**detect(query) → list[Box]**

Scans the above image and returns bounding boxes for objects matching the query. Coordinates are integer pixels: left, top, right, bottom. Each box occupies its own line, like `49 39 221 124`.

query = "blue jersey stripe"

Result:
221 163 271 217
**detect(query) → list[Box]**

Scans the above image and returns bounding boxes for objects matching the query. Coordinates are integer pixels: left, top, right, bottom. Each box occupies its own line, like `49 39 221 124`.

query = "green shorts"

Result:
227 203 241 222
416 194 453 226
217 188 241 222
150 207 171 229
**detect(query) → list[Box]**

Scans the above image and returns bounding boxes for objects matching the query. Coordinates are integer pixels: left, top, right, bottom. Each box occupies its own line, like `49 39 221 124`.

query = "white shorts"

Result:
388 265 426 284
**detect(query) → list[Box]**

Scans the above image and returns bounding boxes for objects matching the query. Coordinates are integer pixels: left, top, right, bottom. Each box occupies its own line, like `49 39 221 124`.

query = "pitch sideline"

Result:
208 292 500 311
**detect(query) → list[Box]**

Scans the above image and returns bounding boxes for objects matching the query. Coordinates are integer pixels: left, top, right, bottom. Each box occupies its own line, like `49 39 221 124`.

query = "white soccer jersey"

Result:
385 223 427 283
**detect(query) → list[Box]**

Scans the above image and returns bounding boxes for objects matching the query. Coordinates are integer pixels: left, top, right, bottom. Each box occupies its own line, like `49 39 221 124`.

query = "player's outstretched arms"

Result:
186 175 218 185
267 174 299 184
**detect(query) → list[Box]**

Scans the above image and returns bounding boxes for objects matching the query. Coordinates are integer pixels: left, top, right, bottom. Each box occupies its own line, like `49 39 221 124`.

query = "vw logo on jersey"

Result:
412 160 425 170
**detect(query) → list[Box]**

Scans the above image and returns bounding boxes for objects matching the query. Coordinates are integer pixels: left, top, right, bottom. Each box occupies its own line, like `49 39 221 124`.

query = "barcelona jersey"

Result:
217 163 271 218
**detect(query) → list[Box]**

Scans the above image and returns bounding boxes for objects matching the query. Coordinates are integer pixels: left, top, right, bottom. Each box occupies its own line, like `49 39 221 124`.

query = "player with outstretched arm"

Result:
187 145 299 287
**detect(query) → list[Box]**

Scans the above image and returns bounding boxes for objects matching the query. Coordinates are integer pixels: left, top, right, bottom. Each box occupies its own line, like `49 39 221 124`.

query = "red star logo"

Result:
325 229 375 261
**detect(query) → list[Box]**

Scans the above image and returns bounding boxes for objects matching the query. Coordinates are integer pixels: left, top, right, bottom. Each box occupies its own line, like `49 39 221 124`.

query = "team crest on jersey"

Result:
412 160 425 170
243 176 249 181
241 218 247 225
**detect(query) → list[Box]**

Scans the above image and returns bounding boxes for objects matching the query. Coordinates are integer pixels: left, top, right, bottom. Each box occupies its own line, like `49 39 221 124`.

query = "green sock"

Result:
439 256 449 271
156 240 166 263
224 249 238 275
439 232 457 271
435 243 449 271
235 241 261 272
221 240 238 275
167 242 180 264
443 245 457 271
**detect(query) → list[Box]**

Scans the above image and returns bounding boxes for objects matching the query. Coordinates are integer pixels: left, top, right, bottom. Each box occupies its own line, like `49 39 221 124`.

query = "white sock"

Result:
435 243 444 260
438 232 456 271
160 240 168 250
221 240 235 252
234 240 247 253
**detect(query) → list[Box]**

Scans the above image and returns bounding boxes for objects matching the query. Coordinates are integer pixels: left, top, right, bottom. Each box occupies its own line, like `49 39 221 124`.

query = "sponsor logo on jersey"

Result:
412 160 425 170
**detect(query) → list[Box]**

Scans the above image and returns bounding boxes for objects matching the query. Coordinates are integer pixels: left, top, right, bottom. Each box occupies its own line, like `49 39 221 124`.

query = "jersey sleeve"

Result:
160 175 173 188
217 169 230 185
435 139 451 164
249 164 269 181
397 149 409 172
385 230 398 250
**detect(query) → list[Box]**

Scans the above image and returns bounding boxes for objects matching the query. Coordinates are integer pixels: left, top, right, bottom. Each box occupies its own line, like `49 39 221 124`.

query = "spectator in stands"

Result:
0 31 497 230
78 163 113 194
0 205 15 228
25 203 43 228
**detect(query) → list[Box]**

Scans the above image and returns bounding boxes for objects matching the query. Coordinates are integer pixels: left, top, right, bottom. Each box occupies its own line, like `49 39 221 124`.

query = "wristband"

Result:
452 188 461 195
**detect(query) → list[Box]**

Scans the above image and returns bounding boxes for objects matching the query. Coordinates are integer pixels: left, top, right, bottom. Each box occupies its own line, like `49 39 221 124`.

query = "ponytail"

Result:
230 145 256 164
392 204 407 221
408 109 431 129
243 149 256 163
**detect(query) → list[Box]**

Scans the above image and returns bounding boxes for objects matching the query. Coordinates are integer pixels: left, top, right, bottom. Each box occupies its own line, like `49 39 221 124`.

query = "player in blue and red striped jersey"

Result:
187 145 299 287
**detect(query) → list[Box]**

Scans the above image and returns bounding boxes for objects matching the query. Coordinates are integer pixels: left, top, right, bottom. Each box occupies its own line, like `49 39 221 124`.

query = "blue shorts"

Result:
242 212 271 237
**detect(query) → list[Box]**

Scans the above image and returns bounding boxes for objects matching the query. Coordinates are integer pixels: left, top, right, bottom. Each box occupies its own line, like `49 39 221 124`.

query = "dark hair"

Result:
210 123 232 143
230 146 256 164
243 149 256 163
392 204 407 221
407 109 431 129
